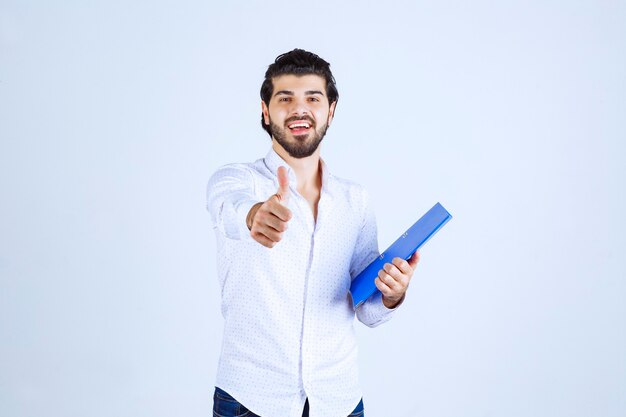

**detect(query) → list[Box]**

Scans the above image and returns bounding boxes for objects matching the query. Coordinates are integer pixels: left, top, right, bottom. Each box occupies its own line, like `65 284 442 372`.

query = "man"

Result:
206 49 420 417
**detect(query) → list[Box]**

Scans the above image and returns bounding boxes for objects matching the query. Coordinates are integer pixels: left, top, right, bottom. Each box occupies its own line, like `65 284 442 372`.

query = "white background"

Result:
1 1 624 416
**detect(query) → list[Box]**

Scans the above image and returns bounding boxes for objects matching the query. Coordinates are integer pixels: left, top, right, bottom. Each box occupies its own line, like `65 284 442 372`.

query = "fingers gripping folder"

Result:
349 202 452 308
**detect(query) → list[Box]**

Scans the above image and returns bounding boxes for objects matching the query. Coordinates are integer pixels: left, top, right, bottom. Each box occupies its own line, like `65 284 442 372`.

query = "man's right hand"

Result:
246 166 293 248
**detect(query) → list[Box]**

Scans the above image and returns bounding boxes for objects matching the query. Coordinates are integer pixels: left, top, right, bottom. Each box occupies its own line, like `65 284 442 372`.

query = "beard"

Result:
270 115 329 159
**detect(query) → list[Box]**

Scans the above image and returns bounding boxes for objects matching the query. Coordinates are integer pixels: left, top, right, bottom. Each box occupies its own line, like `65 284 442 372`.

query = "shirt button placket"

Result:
298 193 316 396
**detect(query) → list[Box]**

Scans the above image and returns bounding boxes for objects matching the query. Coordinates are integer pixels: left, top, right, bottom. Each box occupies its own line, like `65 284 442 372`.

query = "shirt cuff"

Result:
356 291 401 327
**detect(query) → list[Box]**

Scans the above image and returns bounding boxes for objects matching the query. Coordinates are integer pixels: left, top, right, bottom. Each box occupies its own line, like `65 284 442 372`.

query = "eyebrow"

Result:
274 90 325 97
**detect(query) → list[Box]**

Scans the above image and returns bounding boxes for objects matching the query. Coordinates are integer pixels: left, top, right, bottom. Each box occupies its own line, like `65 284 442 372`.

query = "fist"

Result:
247 166 293 248
375 251 420 309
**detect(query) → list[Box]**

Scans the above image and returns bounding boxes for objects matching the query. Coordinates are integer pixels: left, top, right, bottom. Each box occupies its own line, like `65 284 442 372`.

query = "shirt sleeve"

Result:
350 188 403 328
206 164 259 241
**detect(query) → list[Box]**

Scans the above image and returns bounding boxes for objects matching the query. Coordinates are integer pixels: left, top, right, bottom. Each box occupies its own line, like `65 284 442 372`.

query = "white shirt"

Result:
206 148 399 417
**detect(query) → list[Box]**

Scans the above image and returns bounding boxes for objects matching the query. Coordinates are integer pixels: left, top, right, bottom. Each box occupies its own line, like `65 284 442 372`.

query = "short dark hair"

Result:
260 49 339 137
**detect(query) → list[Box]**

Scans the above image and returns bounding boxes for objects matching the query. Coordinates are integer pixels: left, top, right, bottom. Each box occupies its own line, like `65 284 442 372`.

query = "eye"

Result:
278 97 291 102
308 97 320 102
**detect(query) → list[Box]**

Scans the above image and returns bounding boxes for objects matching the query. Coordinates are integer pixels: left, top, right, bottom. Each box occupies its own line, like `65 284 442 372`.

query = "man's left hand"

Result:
375 251 420 309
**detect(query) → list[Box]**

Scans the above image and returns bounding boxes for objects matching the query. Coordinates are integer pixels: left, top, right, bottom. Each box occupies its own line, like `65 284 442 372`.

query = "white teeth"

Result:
289 123 310 129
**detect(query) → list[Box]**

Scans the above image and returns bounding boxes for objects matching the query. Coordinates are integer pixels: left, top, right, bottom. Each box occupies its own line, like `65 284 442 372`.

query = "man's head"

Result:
260 49 339 159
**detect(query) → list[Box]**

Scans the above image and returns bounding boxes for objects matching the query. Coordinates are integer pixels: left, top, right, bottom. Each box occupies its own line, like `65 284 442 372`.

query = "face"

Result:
262 74 336 159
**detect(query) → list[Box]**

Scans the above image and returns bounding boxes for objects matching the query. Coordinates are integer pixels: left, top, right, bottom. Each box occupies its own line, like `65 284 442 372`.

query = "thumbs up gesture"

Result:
246 166 293 248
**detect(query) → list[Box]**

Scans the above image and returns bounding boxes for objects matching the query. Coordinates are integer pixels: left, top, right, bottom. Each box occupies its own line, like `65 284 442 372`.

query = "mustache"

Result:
284 115 315 126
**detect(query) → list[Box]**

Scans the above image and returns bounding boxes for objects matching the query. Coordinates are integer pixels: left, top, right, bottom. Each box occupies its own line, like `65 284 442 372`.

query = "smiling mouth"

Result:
287 121 311 136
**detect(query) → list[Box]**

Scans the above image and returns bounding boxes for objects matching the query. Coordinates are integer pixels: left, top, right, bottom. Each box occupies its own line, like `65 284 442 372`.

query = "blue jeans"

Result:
213 386 364 417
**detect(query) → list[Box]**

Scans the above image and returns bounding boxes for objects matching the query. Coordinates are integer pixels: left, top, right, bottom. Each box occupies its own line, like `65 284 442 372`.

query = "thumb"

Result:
408 251 420 269
276 166 290 203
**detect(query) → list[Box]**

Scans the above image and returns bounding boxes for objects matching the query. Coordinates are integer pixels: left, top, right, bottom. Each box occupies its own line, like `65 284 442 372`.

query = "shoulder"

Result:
208 154 273 180
209 162 254 180
208 153 272 183
206 160 263 197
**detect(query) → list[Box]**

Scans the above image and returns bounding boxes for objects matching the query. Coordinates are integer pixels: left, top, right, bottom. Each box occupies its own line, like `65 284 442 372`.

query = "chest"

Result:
297 186 321 222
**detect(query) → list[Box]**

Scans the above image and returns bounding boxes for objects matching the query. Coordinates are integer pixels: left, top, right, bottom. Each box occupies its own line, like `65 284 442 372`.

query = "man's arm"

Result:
350 188 419 326
207 164 293 246
206 164 259 240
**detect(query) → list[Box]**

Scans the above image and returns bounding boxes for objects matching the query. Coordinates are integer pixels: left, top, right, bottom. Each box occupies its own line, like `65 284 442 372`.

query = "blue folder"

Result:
350 202 452 308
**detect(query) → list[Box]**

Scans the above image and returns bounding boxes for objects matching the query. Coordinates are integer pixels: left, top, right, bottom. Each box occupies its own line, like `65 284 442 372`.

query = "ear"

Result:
261 101 270 125
327 101 337 126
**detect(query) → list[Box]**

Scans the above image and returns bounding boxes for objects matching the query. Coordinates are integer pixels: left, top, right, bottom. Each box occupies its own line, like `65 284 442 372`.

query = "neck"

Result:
272 140 321 191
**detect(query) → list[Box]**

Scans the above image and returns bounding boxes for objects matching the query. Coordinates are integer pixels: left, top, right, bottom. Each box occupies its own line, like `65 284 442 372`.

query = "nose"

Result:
289 97 310 117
